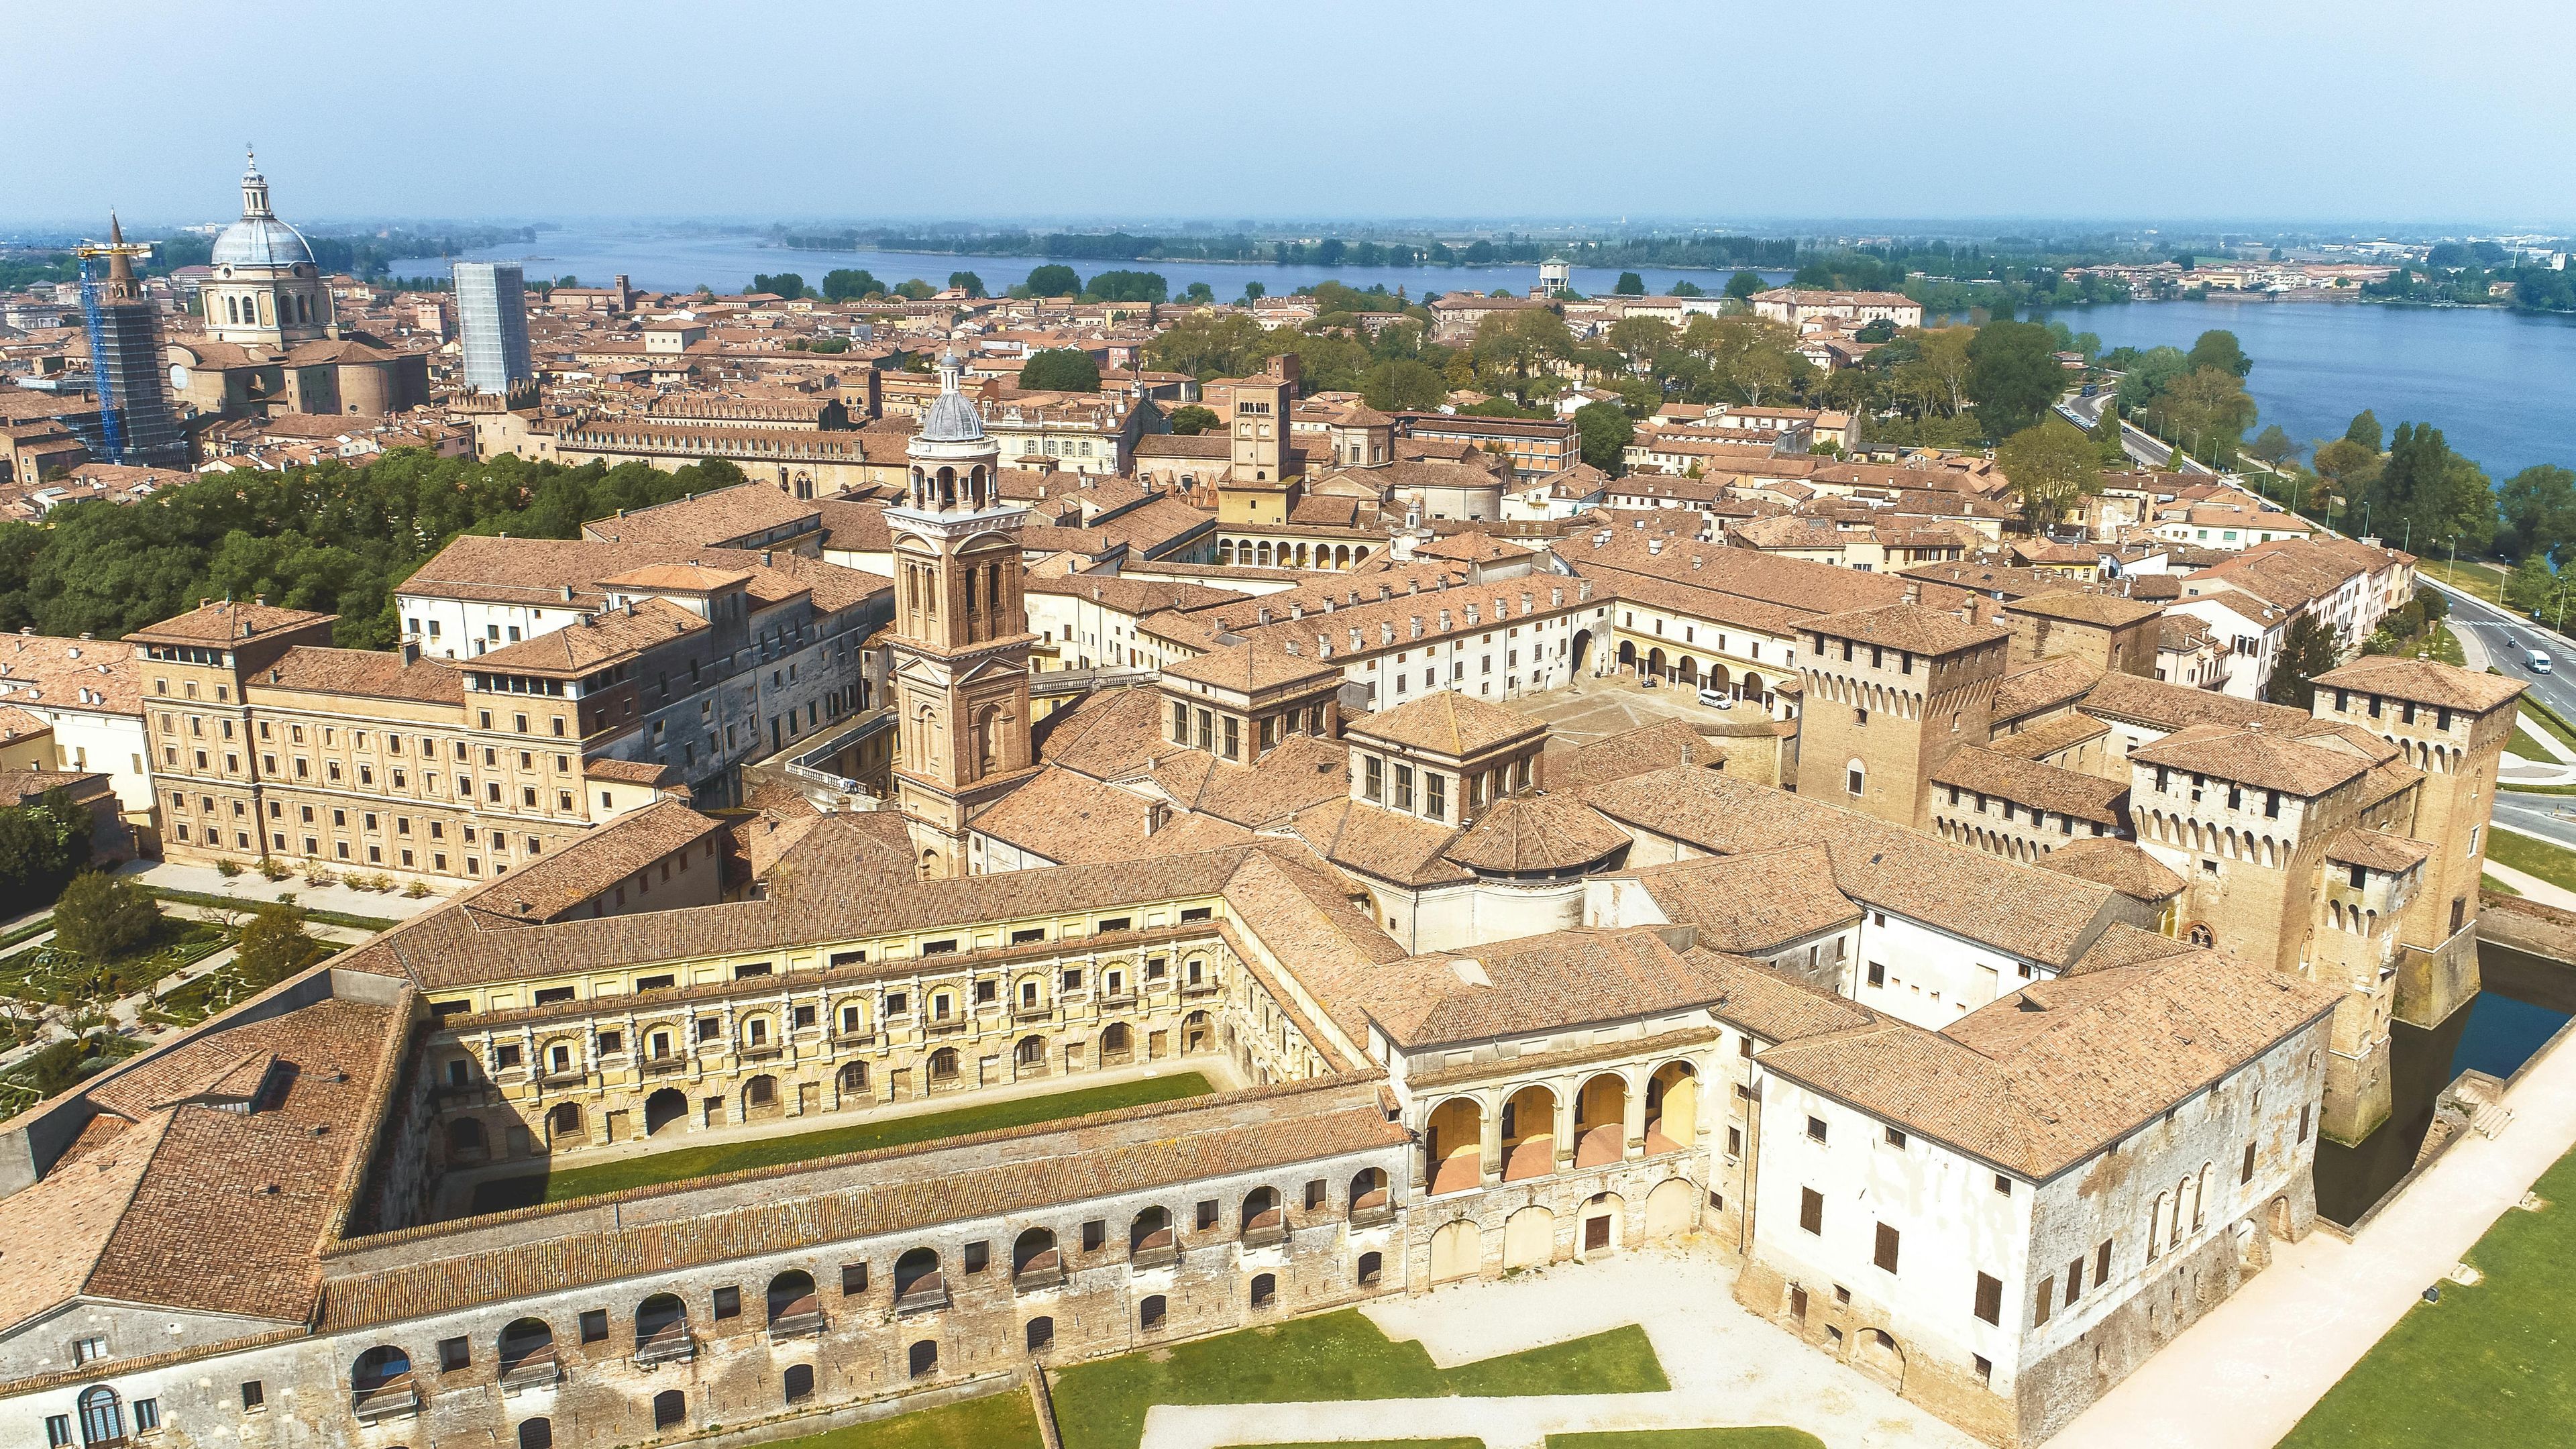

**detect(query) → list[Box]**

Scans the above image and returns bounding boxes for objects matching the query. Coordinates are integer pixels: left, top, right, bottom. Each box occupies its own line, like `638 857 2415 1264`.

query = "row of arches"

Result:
1611 641 1768 702
1425 1179 1701 1281
1218 538 1373 570
447 1014 1223 1157
1423 1063 1697 1195
1935 820 2055 862
906 463 994 513
2139 810 2288 869
2147 1165 2215 1263
1802 670 1927 719
2326 900 2381 935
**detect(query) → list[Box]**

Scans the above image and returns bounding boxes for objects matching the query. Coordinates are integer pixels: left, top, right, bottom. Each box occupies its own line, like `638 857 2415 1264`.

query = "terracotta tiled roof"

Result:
0 634 143 715
1442 794 1628 875
2324 827 2430 873
2035 838 2186 904
2314 656 2524 713
1346 689 1545 759
1625 845 1864 954
1807 602 2008 657
1341 926 1744 1048
258 646 466 704
2076 671 2308 735
470 597 706 675
462 800 724 926
2130 722 2373 798
127 599 333 647
1930 746 2129 825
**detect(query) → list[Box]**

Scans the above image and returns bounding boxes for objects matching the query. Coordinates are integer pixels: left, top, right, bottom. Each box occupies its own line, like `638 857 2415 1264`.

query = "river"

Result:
392 229 2576 478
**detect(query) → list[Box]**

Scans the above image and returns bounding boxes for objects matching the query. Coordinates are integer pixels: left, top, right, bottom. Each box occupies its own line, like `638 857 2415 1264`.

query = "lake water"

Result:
2027 296 2576 479
393 229 2576 477
387 227 1787 311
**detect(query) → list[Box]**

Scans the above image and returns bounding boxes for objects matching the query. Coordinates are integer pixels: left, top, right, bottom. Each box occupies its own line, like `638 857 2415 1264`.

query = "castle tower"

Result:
1216 358 1301 527
85 215 186 467
2312 657 2526 1027
1793 604 2008 827
887 350 1034 877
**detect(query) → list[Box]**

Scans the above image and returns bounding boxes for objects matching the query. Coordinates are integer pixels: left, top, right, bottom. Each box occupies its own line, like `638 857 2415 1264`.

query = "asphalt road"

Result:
2431 579 2576 722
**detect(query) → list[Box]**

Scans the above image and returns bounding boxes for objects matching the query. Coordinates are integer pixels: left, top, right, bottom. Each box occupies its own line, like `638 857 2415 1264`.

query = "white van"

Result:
1698 686 1733 708
2532 651 2554 675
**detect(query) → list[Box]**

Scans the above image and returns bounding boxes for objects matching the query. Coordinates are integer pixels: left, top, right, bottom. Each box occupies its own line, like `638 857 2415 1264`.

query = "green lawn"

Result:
2419 557 2510 606
1050 1310 1668 1449
1535 1423 1823 1433
2281 1142 2576 1448
2483 828 2576 894
2521 702 2576 755
752 1387 1044 1449
1550 1434 1827 1449
470 1072 1215 1211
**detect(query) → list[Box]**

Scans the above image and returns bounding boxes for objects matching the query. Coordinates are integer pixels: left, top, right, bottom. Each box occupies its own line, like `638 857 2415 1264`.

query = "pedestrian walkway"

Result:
1138 1248 1976 1449
111 857 448 922
2049 991 2576 1449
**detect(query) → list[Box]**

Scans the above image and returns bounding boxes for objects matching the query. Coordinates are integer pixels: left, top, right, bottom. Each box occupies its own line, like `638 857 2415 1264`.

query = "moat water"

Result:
2312 941 2575 1226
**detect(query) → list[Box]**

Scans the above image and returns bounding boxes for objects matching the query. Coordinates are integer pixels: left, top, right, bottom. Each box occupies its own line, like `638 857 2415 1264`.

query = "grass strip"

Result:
142 886 400 932
0 917 54 951
484 1072 1215 1209
1546 1423 1834 1433
1051 1310 1668 1449
752 1389 1045 1449
2484 828 2576 895
2282 1142 2576 1448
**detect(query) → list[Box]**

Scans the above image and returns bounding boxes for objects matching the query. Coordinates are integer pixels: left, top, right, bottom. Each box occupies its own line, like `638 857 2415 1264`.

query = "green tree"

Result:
1992 417 2105 527
1024 264 1081 297
1725 270 1764 301
2113 345 2192 417
1965 320 2063 439
1144 312 1279 380
51 870 161 963
1574 400 1634 472
2364 422 2496 556
1019 349 1101 392
1605 317 1676 362
235 904 325 989
1083 270 1167 303
2247 424 2299 468
2186 329 2253 378
2344 410 2383 452
2265 614 2345 708
1182 281 1215 305
0 788 91 904
1165 405 1220 436
2506 553 2560 614
1361 359 1448 413
1670 279 1705 297
2500 464 2576 564
2148 368 2258 466
1466 309 1574 407
947 270 987 298
1613 272 1646 296
892 279 934 301
2088 399 2129 465
821 268 881 300
748 272 806 299
1241 280 1266 303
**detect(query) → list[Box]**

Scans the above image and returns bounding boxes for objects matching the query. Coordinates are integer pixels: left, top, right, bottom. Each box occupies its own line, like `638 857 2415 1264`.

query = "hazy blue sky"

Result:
14 0 2573 230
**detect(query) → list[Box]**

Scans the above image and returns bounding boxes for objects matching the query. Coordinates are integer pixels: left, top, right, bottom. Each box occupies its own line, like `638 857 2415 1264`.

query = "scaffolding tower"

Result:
75 219 185 468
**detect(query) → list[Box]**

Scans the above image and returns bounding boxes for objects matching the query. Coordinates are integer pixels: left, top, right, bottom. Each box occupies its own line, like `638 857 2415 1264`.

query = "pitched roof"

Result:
2035 838 2186 904
1930 747 2129 825
1340 927 1743 1048
1346 689 1546 759
1807 602 2009 657
2130 722 2374 798
2314 656 2524 713
1624 846 1864 953
1442 794 1629 875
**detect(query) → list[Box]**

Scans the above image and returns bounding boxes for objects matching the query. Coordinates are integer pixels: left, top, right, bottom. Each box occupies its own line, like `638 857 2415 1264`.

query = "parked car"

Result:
1698 686 1733 708
1638 673 1659 688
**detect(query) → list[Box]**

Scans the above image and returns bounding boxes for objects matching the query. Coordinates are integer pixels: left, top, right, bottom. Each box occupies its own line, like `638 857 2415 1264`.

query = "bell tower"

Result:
888 350 1035 877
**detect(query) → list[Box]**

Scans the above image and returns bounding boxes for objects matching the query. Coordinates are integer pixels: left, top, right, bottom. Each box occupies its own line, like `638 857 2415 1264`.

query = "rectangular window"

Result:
133 1401 160 1434
2034 1277 2055 1327
1364 755 1383 802
241 1382 265 1412
963 1241 990 1274
580 1309 608 1343
1197 1199 1219 1230
712 1286 742 1320
1799 1187 1823 1234
1874 1222 1900 1273
2067 1256 2086 1305
48 1416 72 1448
841 1263 869 1295
1806 1116 1827 1144
1974 1272 2002 1325
2096 1238 2113 1285
439 1336 471 1372
1083 1220 1106 1252
1883 1126 1907 1148
1427 772 1446 819
2242 1141 2257 1183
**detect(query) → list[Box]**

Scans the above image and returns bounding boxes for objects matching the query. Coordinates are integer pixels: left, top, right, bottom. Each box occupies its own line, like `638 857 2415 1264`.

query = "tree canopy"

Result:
2265 614 2343 709
0 450 744 645
2500 465 2576 565
1993 417 2106 527
2362 422 2494 555
822 268 883 301
1019 348 1102 392
1083 270 1167 303
1024 264 1081 297
1725 270 1764 300
2186 329 2252 378
51 871 162 964
748 272 807 299
1362 359 1448 413
1613 272 1646 296
0 788 92 906
1574 401 1633 473
1165 405 1220 436
1964 320 2063 439
947 270 987 298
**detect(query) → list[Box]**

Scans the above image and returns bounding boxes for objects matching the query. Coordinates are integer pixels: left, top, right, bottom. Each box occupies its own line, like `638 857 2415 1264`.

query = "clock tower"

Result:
888 351 1035 876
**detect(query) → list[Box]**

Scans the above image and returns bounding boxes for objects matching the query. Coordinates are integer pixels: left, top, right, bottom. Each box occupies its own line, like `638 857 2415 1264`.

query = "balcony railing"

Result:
767 1309 826 1340
499 1354 562 1392
1241 1222 1287 1249
1181 981 1220 998
350 1378 421 1423
633 1331 696 1367
737 1044 784 1061
1130 1242 1181 1270
924 1017 969 1036
1013 1004 1053 1021
1349 1202 1397 1229
537 1069 586 1087
1012 1263 1066 1293
641 1056 688 1074
830 1029 876 1046
894 1281 952 1316
1099 991 1137 1008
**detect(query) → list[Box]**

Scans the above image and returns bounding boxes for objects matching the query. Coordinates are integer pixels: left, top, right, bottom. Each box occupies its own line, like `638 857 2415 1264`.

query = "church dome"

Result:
211 148 313 270
920 388 985 443
213 217 313 268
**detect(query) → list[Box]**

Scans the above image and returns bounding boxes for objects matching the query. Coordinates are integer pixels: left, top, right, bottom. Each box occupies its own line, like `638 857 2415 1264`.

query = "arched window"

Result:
547 1102 581 1140
768 1270 820 1329
908 1339 939 1379
77 1387 123 1448
1250 1273 1278 1309
782 1364 814 1403
498 1318 555 1383
928 1047 960 1082
653 1390 686 1430
1350 1167 1391 1216
839 1061 869 1095
635 1293 688 1355
1845 759 1866 796
517 1418 552 1449
1138 1295 1167 1331
447 1116 487 1159
1026 1316 1055 1352
1014 1035 1046 1068
1357 1250 1384 1287
894 1248 945 1306
1101 1022 1132 1063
